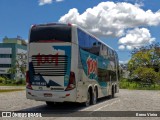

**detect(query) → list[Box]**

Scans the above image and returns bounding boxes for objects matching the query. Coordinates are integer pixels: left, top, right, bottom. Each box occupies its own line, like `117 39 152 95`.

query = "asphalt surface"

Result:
0 89 160 120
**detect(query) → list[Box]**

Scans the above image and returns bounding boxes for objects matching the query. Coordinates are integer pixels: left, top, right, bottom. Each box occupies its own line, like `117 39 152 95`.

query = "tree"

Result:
132 67 160 84
128 43 160 83
8 53 27 79
7 66 16 75
128 49 153 72
16 53 27 76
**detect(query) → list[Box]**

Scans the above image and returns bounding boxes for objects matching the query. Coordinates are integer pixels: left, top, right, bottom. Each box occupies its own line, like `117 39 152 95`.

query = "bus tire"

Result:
115 85 117 93
109 86 115 99
84 90 91 107
92 87 97 105
46 101 55 106
111 86 115 98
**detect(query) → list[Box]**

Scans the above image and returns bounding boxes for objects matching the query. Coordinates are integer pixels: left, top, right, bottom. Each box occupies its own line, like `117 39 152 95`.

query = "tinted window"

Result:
98 68 108 82
78 28 100 55
30 25 71 43
98 69 117 82
110 71 117 81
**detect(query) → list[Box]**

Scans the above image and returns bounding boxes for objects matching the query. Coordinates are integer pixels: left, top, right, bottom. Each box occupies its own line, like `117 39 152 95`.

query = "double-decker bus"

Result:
26 23 119 106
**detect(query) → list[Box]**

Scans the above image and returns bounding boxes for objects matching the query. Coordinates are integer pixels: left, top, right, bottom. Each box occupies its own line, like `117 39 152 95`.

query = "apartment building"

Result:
0 37 27 79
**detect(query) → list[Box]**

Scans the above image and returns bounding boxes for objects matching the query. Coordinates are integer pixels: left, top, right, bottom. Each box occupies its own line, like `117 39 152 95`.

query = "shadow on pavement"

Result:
18 95 118 117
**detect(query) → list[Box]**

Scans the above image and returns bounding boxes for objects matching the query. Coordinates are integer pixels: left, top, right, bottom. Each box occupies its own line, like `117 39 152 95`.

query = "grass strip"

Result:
0 89 25 93
0 83 25 86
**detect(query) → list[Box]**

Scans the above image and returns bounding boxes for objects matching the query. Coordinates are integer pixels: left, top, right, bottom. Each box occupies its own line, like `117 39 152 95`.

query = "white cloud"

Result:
118 45 125 50
59 1 160 37
119 60 129 64
25 39 28 43
39 0 52 6
39 0 63 6
56 0 63 2
126 45 134 50
118 28 155 50
124 0 144 7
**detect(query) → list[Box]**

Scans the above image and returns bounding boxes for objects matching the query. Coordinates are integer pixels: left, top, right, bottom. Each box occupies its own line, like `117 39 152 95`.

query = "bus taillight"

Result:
65 71 76 91
26 71 32 90
68 23 72 26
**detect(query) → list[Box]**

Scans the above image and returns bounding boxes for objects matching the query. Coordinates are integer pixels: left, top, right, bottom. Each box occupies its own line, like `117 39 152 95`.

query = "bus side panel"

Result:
75 26 110 102
76 48 111 102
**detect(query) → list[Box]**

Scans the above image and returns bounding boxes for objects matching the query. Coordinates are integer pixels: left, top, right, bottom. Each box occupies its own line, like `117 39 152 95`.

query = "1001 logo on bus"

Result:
36 53 59 66
86 56 98 77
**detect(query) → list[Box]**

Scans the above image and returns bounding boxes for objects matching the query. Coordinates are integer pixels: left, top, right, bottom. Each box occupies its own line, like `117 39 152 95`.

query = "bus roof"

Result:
31 23 116 53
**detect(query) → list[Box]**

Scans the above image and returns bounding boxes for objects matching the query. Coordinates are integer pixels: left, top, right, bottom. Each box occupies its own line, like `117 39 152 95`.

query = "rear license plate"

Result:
44 93 52 97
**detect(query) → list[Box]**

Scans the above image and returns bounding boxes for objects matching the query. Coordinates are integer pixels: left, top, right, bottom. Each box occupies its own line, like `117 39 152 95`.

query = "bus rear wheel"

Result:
46 101 55 106
111 86 115 98
112 86 115 98
84 90 91 107
109 86 115 99
92 88 97 105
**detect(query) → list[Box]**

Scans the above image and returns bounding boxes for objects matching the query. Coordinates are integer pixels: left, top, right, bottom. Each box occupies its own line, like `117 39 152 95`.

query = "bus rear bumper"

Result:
26 89 77 102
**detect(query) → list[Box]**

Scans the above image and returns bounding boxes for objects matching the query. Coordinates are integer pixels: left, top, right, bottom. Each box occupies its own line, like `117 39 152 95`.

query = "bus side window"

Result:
105 71 110 82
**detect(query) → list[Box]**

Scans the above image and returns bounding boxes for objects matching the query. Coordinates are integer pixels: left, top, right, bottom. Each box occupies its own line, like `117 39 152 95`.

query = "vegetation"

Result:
0 76 25 86
1 53 27 86
7 53 27 79
120 78 160 90
0 89 25 93
120 43 160 90
0 76 5 83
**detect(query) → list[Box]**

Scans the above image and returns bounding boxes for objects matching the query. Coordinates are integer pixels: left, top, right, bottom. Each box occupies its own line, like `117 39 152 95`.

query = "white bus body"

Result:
26 23 119 106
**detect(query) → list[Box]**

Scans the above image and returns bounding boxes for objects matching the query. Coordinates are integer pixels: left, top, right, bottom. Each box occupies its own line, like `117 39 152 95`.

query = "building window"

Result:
0 54 12 58
0 64 11 68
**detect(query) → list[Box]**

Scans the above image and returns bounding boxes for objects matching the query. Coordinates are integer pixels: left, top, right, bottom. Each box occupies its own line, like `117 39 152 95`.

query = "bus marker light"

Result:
68 23 72 26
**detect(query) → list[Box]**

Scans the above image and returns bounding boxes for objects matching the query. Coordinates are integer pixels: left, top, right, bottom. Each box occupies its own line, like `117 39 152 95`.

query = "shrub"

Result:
2 79 12 84
15 79 22 85
0 77 5 83
11 80 16 84
132 67 160 84
15 79 25 85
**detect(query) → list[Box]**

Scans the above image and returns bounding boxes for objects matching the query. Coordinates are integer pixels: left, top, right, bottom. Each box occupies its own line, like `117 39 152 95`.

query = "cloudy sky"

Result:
0 0 160 63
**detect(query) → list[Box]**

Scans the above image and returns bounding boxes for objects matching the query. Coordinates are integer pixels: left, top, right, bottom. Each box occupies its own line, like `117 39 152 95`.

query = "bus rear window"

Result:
29 25 71 43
